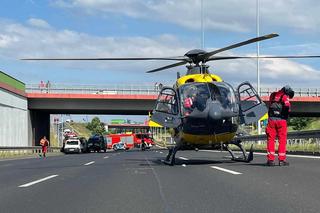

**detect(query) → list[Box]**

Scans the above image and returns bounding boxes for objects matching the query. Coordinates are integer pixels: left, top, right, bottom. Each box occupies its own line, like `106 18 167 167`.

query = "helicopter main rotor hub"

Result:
184 49 208 64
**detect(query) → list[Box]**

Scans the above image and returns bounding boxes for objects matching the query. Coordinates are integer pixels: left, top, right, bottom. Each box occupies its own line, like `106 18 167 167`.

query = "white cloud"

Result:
211 56 320 88
52 0 320 33
0 18 320 87
27 18 51 29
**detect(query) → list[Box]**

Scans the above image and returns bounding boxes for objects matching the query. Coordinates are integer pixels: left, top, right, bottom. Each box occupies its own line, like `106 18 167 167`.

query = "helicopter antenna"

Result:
201 0 205 49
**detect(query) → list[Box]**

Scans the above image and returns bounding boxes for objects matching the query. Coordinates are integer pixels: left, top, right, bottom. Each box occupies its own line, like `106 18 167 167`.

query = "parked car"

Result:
86 135 106 153
64 139 83 154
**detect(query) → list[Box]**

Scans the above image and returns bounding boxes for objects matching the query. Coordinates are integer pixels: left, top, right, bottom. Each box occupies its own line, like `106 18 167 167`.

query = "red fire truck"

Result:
105 133 155 150
133 133 155 148
105 133 134 150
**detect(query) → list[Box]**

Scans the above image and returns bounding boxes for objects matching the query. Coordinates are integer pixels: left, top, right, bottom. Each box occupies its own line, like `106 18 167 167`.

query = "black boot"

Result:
266 160 275 167
279 160 289 166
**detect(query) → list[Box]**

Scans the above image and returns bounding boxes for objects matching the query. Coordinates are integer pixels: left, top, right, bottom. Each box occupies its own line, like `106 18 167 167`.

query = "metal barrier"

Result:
0 146 61 158
236 130 320 154
26 83 320 97
26 83 166 95
153 130 320 154
235 130 320 141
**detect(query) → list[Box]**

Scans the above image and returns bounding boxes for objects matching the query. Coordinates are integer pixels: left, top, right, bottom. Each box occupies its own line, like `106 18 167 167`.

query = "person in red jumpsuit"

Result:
266 85 294 166
40 136 50 158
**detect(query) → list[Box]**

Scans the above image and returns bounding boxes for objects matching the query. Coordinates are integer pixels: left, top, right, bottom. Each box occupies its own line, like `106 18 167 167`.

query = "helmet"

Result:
185 85 198 98
282 85 294 99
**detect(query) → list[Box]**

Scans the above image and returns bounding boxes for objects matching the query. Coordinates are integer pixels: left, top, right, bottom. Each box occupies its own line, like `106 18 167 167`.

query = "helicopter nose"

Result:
208 102 222 120
208 101 236 120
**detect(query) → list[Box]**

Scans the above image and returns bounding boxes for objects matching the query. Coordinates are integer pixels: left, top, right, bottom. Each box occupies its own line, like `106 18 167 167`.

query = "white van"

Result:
64 139 83 154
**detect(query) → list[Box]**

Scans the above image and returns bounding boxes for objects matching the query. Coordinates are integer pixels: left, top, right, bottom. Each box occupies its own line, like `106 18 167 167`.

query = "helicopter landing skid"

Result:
223 140 253 163
163 146 179 166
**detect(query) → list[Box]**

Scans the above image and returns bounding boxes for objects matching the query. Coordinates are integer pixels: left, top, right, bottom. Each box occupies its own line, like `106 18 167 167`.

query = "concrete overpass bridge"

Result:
2 78 320 147
25 83 320 145
26 83 320 116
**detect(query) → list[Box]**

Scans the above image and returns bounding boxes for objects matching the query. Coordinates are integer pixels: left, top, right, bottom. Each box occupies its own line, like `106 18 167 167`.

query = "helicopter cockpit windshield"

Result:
179 82 238 116
212 82 238 112
180 83 211 115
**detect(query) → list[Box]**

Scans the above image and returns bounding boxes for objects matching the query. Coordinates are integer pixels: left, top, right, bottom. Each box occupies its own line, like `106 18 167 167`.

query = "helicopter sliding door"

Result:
237 81 268 124
151 87 181 128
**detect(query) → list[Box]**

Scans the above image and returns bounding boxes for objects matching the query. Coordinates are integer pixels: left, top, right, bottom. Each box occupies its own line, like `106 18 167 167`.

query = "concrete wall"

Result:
0 88 28 146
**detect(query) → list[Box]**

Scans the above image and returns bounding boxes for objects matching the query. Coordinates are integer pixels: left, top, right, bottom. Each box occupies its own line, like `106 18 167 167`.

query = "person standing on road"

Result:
266 85 294 166
141 136 146 151
40 136 50 158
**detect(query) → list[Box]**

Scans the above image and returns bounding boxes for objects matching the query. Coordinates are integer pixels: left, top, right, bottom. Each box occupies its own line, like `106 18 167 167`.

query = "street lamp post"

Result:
201 0 205 49
256 0 262 135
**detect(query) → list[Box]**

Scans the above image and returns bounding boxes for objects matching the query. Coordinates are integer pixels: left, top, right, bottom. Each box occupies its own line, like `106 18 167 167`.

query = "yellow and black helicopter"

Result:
23 33 320 165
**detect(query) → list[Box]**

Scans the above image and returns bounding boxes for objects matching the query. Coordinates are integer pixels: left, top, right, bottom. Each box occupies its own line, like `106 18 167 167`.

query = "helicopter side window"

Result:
155 89 178 115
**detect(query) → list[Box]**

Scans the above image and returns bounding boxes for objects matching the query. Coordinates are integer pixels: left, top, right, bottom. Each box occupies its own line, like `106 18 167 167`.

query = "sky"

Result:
1 0 320 90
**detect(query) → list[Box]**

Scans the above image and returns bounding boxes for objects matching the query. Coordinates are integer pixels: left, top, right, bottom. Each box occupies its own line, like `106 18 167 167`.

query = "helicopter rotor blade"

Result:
207 55 320 61
204 33 279 60
21 57 187 61
146 61 188 73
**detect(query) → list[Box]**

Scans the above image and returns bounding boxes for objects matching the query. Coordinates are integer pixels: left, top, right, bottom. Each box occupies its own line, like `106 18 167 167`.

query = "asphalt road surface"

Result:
0 148 320 213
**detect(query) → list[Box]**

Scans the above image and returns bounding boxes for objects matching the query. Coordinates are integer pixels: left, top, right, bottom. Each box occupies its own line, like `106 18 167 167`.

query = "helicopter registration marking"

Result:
210 166 242 175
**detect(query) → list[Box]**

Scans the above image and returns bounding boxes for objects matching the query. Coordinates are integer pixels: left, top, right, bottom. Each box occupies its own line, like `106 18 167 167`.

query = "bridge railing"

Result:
26 83 320 97
260 88 320 97
26 83 164 95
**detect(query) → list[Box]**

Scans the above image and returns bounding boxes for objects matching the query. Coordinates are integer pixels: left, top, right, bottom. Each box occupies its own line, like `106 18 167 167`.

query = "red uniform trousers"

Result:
42 146 48 156
266 119 287 161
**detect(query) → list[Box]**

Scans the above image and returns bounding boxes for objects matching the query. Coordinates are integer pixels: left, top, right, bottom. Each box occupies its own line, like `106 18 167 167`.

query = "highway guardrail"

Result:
0 146 61 158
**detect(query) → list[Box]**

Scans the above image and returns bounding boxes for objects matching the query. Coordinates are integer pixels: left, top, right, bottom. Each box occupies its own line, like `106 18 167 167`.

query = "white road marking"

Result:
253 152 320 159
19 175 59 188
179 157 189 161
84 161 95 166
210 166 242 175
182 164 187 167
201 150 320 160
159 152 163 154
103 156 109 159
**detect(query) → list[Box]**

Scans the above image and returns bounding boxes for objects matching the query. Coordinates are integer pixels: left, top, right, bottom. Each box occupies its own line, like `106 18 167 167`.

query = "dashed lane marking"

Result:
19 175 59 188
179 157 189 161
210 166 242 175
84 161 95 166
159 152 163 154
103 156 109 159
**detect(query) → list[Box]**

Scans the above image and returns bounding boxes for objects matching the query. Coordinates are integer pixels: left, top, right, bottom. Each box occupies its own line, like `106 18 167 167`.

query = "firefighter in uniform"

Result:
40 136 50 158
266 85 294 166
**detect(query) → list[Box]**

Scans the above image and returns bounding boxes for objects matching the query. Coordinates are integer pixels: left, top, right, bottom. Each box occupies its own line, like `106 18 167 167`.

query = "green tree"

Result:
86 117 106 135
288 117 312 130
